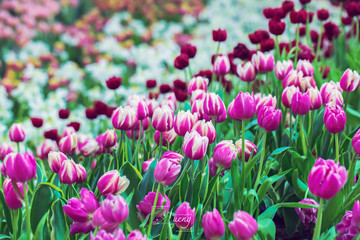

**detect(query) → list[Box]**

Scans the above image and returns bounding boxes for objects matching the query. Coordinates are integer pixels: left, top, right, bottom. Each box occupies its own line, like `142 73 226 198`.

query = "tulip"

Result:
143 158 155 172
75 164 87 183
9 123 25 143
307 87 323 110
291 91 311 115
336 211 358 240
48 151 68 173
192 120 216 144
213 55 230 75
203 92 226 119
5 152 37 182
232 92 256 120
212 28 227 42
154 158 181 185
101 194 129 224
295 198 319 228
62 126 76 138
59 133 78 154
131 98 149 121
152 106 174 132
190 90 206 105
174 54 189 70
36 139 57 160
256 94 277 114
237 62 256 82
187 76 209 94
30 117 43 128
213 140 237 170
202 209 225 240
92 208 118 233
127 229 147 240
112 106 137 131
147 99 159 118
59 159 78 184
320 81 343 105
174 110 198 137
137 192 170 223
324 89 344 107
181 44 197 58
227 100 236 120
340 68 360 92
257 106 282 131
251 51 274 73
323 105 346 134
183 131 209 160
208 157 218 178
317 9 330 21
275 60 293 81
0 143 13 160
282 70 302 88
161 151 183 164
299 76 316 93
352 200 360 228
228 210 258 240
101 129 117 148
97 170 129 196
78 140 99 157
154 129 177 146
235 139 257 162
174 202 196 230
106 76 122 90
3 179 25 209
308 158 347 199
91 228 126 240
296 59 314 76
191 99 207 121
268 17 286 35
352 129 360 155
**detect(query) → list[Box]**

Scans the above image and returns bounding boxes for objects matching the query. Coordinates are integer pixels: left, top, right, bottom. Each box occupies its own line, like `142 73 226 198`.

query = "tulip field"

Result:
2 0 360 239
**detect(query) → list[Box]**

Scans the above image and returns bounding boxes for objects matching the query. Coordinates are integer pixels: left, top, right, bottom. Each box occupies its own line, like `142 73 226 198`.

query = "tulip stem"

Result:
299 116 307 156
177 229 183 240
23 183 31 240
11 210 17 239
133 120 143 172
254 131 267 190
289 110 293 147
275 35 280 61
147 184 161 237
344 91 350 113
17 143 20 153
335 133 339 163
240 120 246 208
312 198 324 240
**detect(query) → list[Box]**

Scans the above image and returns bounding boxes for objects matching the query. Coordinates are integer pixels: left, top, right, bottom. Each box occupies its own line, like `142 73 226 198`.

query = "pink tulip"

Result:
174 110 198 136
296 59 314 77
174 202 196 229
251 51 274 73
111 106 137 130
323 105 346 134
202 209 225 240
213 140 237 170
291 91 311 115
182 131 209 160
228 210 258 240
295 198 319 228
213 55 230 75
5 152 37 182
192 120 216 144
232 92 256 120
237 62 256 82
187 76 209 94
101 194 129 224
3 179 26 209
340 68 360 92
152 106 174 132
275 60 293 80
97 170 129 196
9 123 25 143
235 139 258 162
154 158 181 185
257 106 282 131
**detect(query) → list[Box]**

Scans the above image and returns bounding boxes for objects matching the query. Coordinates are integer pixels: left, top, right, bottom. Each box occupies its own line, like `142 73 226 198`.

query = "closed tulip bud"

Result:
257 106 282 131
91 228 126 240
59 159 78 184
91 208 118 233
251 51 274 73
36 139 57 160
233 92 256 120
352 129 360 155
48 151 68 173
237 62 256 82
191 99 207 121
161 151 183 164
79 140 99 157
282 70 302 88
296 59 314 76
106 76 122 90
269 17 286 35
340 68 360 92
181 43 197 58
275 60 293 80
3 179 26 209
213 140 237 170
174 202 195 230
59 133 78 154
295 198 319 228
127 230 146 240
308 158 347 199
227 100 236 120
256 94 277 114
174 110 198 136
30 117 43 128
75 164 87 183
147 99 159 118
320 81 343 104
97 170 129 196
137 192 170 223
183 131 209 160
9 123 25 143
62 126 76 138
154 129 177 146
0 143 13 160
323 105 346 134
213 56 230 75
306 88 323 110
336 211 357 240
202 209 225 240
203 92 226 119
190 90 206 105
324 89 343 107
154 158 181 185
192 120 216 144
291 91 311 115
130 98 149 121
5 152 37 182
229 211 258 240
101 194 129 224
143 158 155 172
352 201 360 228
174 54 189 70
102 129 117 148
187 76 209 94
208 157 218 177
235 139 257 162
317 9 329 21
112 106 137 131
299 76 316 93
212 28 227 42
152 106 174 132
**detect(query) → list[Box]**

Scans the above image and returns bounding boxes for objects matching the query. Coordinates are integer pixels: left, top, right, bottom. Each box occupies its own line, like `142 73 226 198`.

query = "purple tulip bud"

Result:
256 94 277 114
127 229 147 240
282 70 302 88
299 76 316 93
182 131 209 160
0 143 13 161
213 55 230 75
187 76 209 94
336 211 358 240
152 106 174 132
192 120 216 144
101 194 129 224
92 208 118 233
257 106 282 131
306 87 323 110
154 158 181 185
142 158 155 173
97 170 130 196
3 179 25 209
352 129 360 155
154 129 177 146
237 62 256 82
323 105 346 134
251 51 274 73
79 140 99 157
161 151 183 164
174 110 198 136
59 133 78 155
296 59 314 77
213 140 237 170
75 164 87 183
232 92 256 120
308 158 347 199
352 200 360 228
48 151 68 173
147 99 159 118
36 139 57 160
174 202 196 229
340 68 360 92
90 228 126 240
228 210 258 240
137 192 170 224
295 198 319 228
235 139 257 162
291 91 311 115
208 157 218 178
275 60 293 80
202 208 225 240
9 123 25 143
112 106 137 131
4 152 37 182
320 81 343 105
59 159 78 184
203 92 226 119
102 129 117 148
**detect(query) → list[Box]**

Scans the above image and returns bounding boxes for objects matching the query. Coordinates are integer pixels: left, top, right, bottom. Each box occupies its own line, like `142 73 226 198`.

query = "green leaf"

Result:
0 235 10 239
270 147 290 156
120 162 142 195
48 199 68 240
139 159 157 200
256 218 276 240
33 214 48 240
179 173 189 202
0 190 13 233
